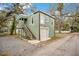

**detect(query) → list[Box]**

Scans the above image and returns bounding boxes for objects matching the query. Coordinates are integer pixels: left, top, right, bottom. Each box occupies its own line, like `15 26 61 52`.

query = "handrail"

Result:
22 24 36 39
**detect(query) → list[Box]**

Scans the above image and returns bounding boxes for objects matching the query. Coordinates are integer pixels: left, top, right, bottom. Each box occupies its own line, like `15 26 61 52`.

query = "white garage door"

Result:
40 27 49 41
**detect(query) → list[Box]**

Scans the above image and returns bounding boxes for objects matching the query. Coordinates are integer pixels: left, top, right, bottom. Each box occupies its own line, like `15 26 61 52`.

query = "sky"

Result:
32 3 79 15
33 3 52 12
32 3 79 13
0 3 79 15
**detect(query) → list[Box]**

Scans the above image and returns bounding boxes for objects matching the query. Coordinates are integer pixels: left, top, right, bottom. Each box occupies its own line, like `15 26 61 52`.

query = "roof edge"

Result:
33 11 55 19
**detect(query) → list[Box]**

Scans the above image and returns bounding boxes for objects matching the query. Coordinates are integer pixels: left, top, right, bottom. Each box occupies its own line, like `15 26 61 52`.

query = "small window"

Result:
41 19 45 24
19 18 22 20
24 18 27 24
40 15 45 24
32 17 33 24
22 18 23 20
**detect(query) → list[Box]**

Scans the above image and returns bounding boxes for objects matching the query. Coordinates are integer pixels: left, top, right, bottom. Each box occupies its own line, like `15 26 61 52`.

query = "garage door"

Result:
40 27 49 41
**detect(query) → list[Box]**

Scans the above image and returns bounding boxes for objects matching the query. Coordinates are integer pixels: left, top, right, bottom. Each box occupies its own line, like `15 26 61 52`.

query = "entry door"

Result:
40 27 49 41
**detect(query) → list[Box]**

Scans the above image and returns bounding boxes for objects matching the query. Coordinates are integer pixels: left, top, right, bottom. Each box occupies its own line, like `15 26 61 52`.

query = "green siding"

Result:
26 13 40 40
40 13 54 38
49 17 55 37
16 11 55 40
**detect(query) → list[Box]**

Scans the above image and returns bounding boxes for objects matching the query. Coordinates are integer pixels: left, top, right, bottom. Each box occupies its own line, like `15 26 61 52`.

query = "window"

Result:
40 15 45 24
32 17 33 24
22 18 23 20
24 18 27 24
41 19 45 24
19 18 22 20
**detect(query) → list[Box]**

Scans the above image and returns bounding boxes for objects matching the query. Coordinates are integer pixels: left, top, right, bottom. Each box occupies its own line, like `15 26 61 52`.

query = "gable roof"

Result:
33 11 55 19
17 11 56 20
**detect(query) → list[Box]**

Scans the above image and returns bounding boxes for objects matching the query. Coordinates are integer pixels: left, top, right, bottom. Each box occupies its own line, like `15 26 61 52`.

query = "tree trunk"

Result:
10 15 16 35
58 20 61 33
58 10 62 33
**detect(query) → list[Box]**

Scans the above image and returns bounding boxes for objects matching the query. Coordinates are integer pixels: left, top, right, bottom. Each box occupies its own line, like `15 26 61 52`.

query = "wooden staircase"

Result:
19 23 36 40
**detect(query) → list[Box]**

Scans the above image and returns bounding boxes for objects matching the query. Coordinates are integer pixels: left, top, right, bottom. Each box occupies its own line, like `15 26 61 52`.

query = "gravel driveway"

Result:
0 35 38 56
29 33 79 56
0 33 79 56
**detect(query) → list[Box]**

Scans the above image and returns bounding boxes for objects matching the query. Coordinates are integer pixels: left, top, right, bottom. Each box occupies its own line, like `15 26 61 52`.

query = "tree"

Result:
9 3 23 35
57 3 64 16
49 8 55 16
57 3 64 33
0 3 32 35
0 11 7 28
31 5 37 13
71 11 79 32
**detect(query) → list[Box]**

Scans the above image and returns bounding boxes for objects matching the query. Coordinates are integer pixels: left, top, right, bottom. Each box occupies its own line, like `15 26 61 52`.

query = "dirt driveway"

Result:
0 33 79 56
0 35 38 56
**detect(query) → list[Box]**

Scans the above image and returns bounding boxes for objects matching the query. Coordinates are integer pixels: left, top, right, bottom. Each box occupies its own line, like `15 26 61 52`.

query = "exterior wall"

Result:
40 13 49 27
40 13 54 38
26 13 40 40
16 20 25 36
15 12 54 40
49 17 55 37
16 15 27 36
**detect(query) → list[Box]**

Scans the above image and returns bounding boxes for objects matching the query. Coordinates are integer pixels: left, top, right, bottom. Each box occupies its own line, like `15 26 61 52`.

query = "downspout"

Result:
39 12 40 40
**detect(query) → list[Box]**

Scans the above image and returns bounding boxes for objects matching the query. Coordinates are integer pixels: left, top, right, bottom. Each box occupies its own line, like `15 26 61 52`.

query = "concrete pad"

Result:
28 40 40 45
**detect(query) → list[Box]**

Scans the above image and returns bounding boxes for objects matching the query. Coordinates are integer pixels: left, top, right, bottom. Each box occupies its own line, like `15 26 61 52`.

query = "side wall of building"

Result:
49 17 55 37
26 13 40 40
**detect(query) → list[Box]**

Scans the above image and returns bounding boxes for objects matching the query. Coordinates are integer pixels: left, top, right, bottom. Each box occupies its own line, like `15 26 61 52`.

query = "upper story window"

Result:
24 18 27 24
40 15 45 24
40 19 45 24
19 18 27 24
32 17 33 24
